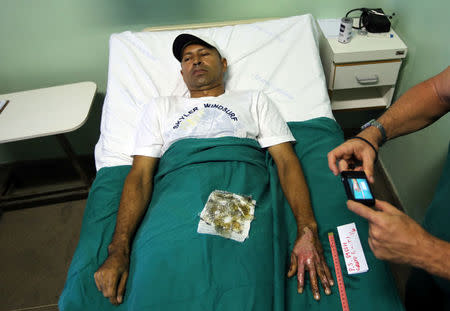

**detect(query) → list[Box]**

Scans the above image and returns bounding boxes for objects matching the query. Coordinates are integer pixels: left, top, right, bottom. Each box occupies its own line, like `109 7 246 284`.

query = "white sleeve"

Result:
132 99 164 158
255 92 296 148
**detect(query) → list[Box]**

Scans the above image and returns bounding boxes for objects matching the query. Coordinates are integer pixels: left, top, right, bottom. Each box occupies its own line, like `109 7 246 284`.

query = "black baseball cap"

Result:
172 33 222 62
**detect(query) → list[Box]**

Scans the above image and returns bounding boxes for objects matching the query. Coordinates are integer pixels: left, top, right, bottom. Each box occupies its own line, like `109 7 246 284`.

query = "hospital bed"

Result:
59 14 404 310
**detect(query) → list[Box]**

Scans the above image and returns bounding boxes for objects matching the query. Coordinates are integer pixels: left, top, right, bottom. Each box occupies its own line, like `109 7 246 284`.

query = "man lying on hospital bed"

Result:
93 33 334 305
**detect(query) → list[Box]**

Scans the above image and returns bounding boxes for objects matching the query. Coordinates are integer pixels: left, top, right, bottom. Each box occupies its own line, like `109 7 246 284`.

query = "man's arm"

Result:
366 66 450 147
268 142 333 300
347 200 450 280
328 66 450 181
94 155 159 305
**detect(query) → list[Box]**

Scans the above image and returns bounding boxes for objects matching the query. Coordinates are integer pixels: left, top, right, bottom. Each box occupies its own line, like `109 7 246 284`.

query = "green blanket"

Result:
59 117 404 310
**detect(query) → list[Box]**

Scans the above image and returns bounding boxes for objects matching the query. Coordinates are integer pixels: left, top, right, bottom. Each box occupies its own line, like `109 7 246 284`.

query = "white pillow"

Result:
95 14 333 169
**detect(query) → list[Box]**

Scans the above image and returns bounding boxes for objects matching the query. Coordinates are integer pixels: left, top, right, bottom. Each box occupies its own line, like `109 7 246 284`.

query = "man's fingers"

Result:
105 276 118 297
117 271 129 304
374 199 402 215
322 259 334 287
361 151 376 184
109 296 119 305
327 151 341 176
287 253 298 278
315 257 331 295
338 159 350 172
94 272 102 292
306 259 320 300
347 200 377 222
318 253 334 291
328 147 354 175
297 261 305 294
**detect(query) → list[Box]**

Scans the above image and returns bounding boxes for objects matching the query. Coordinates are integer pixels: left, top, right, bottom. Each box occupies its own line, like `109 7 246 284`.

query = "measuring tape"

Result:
328 232 350 311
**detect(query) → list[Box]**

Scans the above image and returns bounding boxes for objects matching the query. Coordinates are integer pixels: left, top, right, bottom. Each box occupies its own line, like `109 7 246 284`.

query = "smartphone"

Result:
340 171 375 206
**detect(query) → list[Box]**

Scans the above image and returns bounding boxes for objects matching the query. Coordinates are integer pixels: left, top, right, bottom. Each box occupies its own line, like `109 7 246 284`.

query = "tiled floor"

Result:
0 200 85 311
0 162 409 311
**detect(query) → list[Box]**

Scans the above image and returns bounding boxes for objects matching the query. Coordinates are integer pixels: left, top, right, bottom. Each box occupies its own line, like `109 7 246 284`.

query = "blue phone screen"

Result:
348 178 373 200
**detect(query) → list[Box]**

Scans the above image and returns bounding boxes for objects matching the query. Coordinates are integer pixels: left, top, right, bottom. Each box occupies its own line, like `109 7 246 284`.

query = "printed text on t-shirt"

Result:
172 104 238 130
203 103 238 121
172 107 199 129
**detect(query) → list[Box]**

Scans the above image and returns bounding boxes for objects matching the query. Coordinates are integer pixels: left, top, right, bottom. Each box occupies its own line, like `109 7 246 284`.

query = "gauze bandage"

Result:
197 190 255 242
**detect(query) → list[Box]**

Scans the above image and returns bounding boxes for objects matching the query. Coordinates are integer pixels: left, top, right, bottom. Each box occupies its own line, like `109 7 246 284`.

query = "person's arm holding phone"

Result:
330 67 450 280
328 66 450 182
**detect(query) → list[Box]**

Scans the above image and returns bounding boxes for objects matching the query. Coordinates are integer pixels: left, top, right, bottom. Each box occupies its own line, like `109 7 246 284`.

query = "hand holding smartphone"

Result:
340 171 375 206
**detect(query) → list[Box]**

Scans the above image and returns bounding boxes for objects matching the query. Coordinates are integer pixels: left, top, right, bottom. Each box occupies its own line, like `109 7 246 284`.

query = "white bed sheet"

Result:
95 14 333 170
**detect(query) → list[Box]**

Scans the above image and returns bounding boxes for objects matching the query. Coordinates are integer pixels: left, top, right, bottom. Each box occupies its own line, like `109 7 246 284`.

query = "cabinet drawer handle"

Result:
355 75 379 85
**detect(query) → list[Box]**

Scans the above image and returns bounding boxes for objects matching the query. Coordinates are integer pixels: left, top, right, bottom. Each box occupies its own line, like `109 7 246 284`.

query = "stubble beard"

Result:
191 73 221 90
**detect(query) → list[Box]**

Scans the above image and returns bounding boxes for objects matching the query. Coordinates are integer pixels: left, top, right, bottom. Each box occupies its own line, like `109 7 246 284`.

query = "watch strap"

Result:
361 119 387 146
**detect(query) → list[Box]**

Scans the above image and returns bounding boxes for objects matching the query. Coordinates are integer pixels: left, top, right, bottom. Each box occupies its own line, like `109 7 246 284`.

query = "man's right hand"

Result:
93 156 158 305
94 251 130 305
327 136 378 183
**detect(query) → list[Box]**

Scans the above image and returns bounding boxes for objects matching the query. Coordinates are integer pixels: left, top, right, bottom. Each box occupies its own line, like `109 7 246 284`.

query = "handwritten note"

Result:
337 223 369 274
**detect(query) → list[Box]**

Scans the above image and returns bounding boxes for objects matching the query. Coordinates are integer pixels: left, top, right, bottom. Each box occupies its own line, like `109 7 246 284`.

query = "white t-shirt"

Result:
133 90 295 158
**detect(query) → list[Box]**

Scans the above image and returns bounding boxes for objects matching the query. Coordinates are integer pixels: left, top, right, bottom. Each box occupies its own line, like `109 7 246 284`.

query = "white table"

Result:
0 81 96 143
0 82 97 208
318 19 407 110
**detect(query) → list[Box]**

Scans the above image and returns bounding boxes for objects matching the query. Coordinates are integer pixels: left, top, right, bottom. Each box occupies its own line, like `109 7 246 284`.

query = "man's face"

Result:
180 44 227 91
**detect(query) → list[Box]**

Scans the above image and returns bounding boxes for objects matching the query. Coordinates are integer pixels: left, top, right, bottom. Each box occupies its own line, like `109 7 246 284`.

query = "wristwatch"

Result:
361 119 387 146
